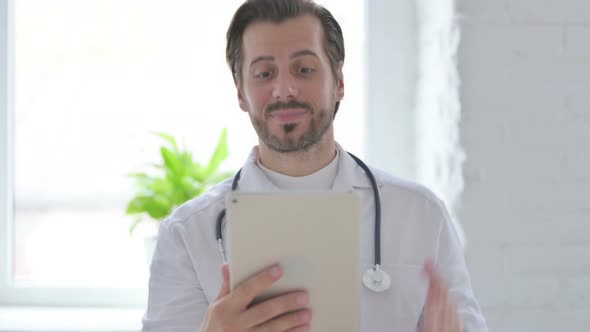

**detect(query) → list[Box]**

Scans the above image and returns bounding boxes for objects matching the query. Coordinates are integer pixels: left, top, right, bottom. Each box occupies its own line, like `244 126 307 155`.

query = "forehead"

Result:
241 14 326 61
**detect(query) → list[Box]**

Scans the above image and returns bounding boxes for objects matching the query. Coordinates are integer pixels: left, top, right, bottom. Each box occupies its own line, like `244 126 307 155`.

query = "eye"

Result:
298 67 314 75
255 71 272 79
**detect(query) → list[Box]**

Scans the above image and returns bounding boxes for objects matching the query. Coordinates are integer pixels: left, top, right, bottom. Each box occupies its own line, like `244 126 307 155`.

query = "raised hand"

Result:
419 260 463 332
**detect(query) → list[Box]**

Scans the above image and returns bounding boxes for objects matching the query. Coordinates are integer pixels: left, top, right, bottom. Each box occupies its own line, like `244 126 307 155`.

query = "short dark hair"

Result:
226 0 345 113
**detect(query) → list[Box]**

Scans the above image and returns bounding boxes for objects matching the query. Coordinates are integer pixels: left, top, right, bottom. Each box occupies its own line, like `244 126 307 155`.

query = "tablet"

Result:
226 191 361 332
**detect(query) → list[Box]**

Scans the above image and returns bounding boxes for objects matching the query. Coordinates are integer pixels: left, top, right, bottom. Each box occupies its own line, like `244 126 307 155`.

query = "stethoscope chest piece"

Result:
362 265 391 292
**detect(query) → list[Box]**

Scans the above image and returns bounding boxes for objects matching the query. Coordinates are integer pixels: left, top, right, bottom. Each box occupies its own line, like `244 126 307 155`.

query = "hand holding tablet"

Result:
198 263 312 332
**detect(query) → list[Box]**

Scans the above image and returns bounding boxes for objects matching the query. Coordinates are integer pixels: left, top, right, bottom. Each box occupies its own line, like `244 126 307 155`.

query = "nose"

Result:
272 73 298 100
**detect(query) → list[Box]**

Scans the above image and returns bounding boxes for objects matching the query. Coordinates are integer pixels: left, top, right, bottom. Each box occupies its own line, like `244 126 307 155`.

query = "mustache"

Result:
266 100 313 113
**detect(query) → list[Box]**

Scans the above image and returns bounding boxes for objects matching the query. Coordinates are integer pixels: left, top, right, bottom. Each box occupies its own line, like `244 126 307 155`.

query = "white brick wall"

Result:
456 0 590 331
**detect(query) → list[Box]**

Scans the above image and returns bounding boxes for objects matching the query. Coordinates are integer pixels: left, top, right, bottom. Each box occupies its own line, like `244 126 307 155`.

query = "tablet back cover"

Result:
227 191 360 332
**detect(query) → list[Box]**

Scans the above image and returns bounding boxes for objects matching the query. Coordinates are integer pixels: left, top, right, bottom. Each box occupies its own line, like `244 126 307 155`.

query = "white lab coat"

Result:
142 144 488 332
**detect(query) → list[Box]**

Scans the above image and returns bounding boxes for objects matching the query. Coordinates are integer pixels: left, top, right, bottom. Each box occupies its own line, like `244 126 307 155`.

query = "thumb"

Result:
216 263 231 300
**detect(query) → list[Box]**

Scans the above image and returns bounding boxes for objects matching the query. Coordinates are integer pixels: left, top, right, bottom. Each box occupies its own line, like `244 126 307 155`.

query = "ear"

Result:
335 61 344 102
235 76 249 113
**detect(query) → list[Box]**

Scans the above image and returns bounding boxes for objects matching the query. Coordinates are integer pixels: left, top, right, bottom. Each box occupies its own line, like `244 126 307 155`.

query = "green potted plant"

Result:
126 128 234 263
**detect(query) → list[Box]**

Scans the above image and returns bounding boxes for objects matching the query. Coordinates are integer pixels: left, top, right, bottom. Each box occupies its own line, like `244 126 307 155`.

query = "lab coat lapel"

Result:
332 143 372 192
221 147 277 263
235 146 279 192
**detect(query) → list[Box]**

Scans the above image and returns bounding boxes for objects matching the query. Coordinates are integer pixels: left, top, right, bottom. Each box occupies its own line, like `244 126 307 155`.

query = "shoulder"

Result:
368 166 462 245
370 166 447 214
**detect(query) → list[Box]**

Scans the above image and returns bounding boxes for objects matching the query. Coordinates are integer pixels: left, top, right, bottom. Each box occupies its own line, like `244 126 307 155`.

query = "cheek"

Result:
244 85 272 112
313 75 337 100
312 84 335 107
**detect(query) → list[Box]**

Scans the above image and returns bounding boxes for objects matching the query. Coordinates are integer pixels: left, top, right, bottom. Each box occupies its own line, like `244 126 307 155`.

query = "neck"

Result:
257 127 337 177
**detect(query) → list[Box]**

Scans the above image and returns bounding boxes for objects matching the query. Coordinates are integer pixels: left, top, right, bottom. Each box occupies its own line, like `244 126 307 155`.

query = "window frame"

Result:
0 0 146 308
0 0 16 304
364 0 418 181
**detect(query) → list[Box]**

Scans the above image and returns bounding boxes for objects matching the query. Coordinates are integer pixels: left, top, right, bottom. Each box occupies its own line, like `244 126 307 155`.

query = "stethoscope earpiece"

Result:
362 265 391 292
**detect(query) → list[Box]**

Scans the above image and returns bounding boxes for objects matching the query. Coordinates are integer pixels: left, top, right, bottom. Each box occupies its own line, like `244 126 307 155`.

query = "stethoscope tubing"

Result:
345 152 381 267
215 152 382 268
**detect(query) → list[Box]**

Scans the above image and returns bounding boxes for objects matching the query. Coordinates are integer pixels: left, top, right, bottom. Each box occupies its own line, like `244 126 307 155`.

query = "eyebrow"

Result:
290 49 319 59
249 49 320 68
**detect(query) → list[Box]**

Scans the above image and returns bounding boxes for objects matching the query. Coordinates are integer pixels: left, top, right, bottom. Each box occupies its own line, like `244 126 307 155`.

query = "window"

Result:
0 0 367 307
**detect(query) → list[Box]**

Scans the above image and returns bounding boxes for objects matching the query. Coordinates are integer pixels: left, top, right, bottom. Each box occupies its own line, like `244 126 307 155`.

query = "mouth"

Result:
268 109 309 123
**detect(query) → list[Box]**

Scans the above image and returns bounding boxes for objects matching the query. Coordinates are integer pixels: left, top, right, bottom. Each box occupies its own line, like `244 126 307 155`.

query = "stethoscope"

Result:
215 152 392 292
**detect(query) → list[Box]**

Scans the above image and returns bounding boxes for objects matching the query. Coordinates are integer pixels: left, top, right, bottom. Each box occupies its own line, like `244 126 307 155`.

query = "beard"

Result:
250 99 334 153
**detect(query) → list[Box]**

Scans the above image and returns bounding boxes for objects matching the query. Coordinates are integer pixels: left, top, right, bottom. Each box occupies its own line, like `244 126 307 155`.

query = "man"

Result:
142 0 488 331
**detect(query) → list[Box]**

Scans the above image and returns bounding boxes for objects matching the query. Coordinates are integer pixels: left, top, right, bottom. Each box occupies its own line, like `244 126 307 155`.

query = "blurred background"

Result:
0 0 589 331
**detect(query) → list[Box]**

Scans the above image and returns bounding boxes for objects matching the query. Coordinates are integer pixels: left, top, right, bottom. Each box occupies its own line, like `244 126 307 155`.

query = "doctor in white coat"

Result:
142 0 488 331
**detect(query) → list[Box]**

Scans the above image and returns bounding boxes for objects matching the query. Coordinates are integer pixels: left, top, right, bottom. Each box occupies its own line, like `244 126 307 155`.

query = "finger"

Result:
215 263 231 300
423 259 443 285
255 309 312 332
423 280 440 332
435 279 451 331
438 298 451 332
424 265 444 332
448 302 462 332
440 283 449 312
423 259 449 309
423 258 436 275
229 264 283 310
435 293 461 332
455 311 463 332
241 291 309 327
284 324 311 332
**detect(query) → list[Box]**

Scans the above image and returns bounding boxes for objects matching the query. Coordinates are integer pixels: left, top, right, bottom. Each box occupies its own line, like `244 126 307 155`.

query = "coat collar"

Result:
236 142 373 192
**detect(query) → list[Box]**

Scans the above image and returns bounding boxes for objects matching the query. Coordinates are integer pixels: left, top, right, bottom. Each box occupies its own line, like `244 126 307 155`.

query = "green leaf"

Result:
129 217 143 236
179 176 205 201
190 162 205 182
204 171 235 185
161 146 181 176
125 193 171 220
153 132 178 151
126 196 150 215
127 172 153 189
144 195 171 220
125 130 236 235
148 163 164 170
127 172 149 179
150 177 174 198
202 128 229 179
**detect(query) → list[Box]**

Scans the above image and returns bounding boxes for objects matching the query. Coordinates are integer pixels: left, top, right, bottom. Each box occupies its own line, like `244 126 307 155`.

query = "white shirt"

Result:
256 148 339 190
142 143 488 332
